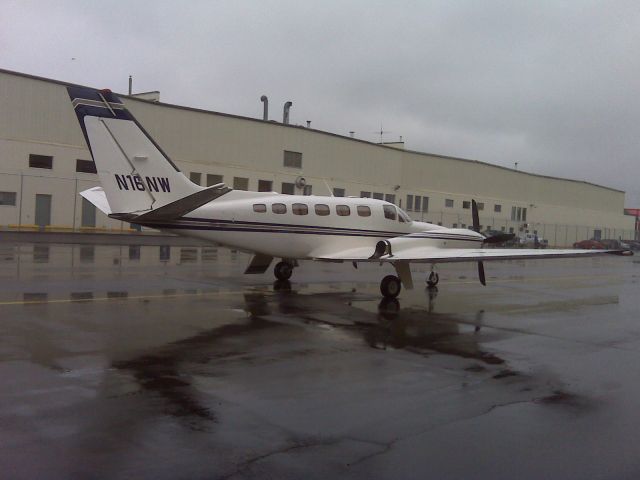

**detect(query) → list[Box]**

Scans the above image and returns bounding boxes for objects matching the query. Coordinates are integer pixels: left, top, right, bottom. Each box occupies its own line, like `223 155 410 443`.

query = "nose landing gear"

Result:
274 261 294 281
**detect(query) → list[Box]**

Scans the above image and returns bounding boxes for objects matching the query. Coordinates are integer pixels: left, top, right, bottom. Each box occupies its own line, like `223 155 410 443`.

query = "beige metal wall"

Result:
0 69 635 243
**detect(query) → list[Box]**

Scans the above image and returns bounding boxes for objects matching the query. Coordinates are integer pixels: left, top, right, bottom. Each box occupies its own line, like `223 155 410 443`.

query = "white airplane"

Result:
69 86 632 298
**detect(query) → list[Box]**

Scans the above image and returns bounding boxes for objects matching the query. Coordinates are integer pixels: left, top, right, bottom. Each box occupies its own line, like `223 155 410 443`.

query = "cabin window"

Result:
292 203 308 215
315 204 330 216
336 205 351 216
272 203 287 214
357 205 371 217
383 205 397 220
253 204 266 213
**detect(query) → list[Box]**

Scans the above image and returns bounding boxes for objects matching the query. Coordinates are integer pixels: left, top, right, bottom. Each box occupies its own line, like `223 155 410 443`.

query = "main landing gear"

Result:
274 261 294 281
426 271 439 288
380 275 402 298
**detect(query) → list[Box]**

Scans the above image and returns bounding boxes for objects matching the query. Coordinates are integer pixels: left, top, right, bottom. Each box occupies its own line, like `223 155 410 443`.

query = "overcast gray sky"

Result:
2 0 639 206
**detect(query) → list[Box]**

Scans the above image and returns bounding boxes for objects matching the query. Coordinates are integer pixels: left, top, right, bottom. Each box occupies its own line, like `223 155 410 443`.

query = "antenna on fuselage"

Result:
322 178 334 197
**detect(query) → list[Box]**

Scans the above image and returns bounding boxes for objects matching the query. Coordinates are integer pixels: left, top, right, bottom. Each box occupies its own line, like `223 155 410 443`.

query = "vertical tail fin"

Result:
67 86 199 215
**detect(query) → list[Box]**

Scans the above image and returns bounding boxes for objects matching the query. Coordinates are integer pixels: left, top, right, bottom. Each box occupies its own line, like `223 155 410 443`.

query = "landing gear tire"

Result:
426 271 439 288
274 261 293 281
380 275 402 298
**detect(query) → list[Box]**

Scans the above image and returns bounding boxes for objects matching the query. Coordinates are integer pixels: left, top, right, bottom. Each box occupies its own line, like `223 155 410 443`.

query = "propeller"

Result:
471 200 486 286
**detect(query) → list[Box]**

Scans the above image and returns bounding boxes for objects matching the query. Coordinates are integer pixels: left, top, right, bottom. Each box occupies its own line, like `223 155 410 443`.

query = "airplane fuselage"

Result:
144 191 484 259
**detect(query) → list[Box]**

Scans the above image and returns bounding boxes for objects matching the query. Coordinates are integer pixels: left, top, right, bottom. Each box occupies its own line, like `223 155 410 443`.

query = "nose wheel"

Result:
426 271 439 288
274 261 293 281
380 275 402 298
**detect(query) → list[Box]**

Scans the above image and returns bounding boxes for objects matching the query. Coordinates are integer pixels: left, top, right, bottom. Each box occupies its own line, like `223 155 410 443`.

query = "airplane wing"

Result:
315 246 630 263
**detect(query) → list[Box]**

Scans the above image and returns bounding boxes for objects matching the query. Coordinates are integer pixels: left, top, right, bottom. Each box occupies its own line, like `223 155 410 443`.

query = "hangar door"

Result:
35 194 52 227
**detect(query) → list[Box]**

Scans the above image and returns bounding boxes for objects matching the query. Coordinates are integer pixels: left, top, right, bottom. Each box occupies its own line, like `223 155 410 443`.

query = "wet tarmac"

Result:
1 242 640 479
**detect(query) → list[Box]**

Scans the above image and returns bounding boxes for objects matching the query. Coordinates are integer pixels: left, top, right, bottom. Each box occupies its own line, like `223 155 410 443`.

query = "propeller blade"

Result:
471 199 480 233
478 261 486 286
483 233 516 244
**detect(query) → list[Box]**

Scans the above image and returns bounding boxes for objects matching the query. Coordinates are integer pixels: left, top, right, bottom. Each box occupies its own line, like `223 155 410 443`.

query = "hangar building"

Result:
0 68 635 246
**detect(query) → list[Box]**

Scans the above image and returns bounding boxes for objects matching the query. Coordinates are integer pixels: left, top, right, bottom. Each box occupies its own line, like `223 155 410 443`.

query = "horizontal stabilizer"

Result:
79 187 112 215
131 183 231 223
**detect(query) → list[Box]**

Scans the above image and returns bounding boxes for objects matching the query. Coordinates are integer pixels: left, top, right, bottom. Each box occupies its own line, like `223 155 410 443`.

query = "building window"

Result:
281 182 295 194
336 205 351 216
159 245 171 262
385 194 396 204
303 185 313 196
494 204 502 213
406 195 414 211
333 187 345 197
81 198 96 227
415 196 422 212
452 223 458 228
462 201 471 209
258 180 273 192
373 192 384 200
361 191 371 198
283 150 302 168
511 206 517 220
357 205 371 217
0 192 17 206
29 154 53 169
129 245 141 261
445 199 454 208
190 172 202 185
477 202 484 210
272 203 287 214
516 207 522 221
383 205 397 220
292 203 308 215
253 204 266 213
421 197 429 212
76 159 96 174
315 204 330 216
207 174 223 186
233 177 249 190
522 208 527 222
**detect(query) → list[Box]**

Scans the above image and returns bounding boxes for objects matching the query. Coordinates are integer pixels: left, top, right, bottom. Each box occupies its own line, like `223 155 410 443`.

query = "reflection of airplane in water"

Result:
112 289 504 426
69 86 632 300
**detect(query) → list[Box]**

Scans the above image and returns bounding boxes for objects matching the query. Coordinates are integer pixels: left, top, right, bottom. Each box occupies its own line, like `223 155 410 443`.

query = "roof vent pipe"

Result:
260 95 268 120
128 75 133 95
283 101 293 124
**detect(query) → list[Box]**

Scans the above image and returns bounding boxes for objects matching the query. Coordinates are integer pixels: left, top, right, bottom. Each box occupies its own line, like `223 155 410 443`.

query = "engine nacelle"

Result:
370 228 484 259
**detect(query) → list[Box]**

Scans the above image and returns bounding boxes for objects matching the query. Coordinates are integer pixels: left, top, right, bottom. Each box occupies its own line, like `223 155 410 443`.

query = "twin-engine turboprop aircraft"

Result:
70 86 632 298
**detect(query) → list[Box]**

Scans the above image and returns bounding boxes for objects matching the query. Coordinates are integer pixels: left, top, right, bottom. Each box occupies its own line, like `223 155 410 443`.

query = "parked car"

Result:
519 233 548 248
600 239 631 250
573 239 606 249
626 240 640 251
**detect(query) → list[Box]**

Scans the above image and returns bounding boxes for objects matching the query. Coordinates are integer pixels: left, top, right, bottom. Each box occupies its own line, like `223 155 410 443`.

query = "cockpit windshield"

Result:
397 208 412 223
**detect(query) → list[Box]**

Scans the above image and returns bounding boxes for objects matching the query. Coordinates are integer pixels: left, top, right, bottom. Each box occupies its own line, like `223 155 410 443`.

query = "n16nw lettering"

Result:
114 174 171 192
